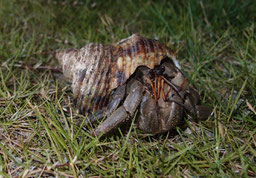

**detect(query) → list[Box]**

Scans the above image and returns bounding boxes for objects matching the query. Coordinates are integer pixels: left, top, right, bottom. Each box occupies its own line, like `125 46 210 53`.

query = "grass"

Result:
0 0 256 177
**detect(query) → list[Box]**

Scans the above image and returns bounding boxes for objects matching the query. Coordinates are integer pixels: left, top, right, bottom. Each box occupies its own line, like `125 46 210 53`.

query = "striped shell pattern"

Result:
56 34 181 113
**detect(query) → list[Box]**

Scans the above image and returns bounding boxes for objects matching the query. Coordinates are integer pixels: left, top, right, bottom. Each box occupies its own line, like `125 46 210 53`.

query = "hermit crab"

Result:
56 34 211 136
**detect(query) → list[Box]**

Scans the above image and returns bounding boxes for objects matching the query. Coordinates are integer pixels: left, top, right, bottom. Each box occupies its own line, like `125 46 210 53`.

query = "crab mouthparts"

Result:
149 75 187 103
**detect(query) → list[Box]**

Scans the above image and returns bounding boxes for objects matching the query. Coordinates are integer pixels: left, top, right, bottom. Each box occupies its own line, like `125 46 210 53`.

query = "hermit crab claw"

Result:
182 88 212 120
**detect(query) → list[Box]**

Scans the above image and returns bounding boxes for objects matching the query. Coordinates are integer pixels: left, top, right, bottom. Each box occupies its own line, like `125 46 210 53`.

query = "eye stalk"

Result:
154 65 165 75
148 69 155 80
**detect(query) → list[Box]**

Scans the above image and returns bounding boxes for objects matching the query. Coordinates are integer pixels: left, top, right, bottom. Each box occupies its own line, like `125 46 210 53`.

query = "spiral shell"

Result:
56 34 180 113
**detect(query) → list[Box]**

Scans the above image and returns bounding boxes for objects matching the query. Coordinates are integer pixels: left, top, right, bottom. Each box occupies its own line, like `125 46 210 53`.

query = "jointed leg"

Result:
92 80 144 136
84 84 126 126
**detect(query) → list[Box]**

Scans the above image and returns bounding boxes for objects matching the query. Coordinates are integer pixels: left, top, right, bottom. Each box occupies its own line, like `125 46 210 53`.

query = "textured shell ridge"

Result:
56 34 181 112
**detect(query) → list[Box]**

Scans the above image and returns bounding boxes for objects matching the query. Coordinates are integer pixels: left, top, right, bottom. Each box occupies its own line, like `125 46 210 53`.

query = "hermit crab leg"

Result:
160 76 185 102
160 78 166 101
154 76 158 98
149 79 158 102
157 76 161 99
161 76 179 91
84 84 126 126
92 106 128 136
92 80 144 136
146 78 157 101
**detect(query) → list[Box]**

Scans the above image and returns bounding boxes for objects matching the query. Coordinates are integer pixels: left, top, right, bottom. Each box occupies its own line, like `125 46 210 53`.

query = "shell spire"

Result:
56 34 180 113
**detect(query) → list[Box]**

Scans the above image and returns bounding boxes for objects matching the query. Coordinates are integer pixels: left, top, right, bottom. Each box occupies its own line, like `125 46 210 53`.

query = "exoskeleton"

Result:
56 34 211 136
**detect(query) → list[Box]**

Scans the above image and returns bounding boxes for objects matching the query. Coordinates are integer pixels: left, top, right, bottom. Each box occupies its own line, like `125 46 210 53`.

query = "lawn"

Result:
0 0 256 177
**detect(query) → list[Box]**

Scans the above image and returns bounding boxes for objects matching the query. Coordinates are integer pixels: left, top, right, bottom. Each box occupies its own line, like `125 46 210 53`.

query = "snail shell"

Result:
56 34 181 113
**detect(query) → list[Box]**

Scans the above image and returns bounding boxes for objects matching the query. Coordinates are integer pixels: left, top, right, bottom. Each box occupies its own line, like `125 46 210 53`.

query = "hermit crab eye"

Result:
160 65 165 73
149 69 155 80
155 65 165 75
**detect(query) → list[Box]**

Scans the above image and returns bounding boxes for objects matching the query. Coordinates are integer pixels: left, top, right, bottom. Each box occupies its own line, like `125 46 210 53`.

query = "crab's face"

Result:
136 61 185 134
91 61 212 136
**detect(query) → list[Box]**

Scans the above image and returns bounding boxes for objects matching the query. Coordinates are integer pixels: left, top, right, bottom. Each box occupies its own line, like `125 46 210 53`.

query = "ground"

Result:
0 0 255 177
